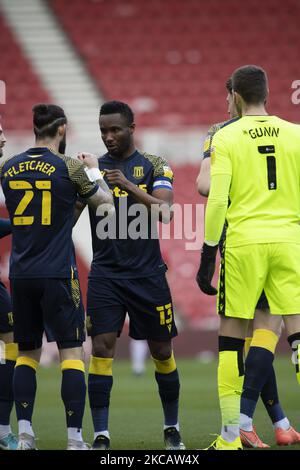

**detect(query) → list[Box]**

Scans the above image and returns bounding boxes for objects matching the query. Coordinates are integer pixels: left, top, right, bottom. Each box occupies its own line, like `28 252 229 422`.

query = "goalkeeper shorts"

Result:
218 242 300 318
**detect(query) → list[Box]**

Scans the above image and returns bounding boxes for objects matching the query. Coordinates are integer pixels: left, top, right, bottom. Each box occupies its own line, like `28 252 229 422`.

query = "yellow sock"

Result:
61 359 85 372
152 351 176 374
251 329 278 353
16 356 39 371
89 356 113 376
218 340 244 431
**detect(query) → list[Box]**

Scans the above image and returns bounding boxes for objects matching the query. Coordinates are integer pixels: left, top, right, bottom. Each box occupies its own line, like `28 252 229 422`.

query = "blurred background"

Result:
0 0 299 360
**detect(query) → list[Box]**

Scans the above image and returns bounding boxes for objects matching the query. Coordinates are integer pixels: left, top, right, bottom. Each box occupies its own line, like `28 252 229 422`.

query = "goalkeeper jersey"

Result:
210 115 300 247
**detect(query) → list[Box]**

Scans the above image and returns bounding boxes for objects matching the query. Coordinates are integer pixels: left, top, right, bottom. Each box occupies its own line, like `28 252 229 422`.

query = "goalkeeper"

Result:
197 65 300 450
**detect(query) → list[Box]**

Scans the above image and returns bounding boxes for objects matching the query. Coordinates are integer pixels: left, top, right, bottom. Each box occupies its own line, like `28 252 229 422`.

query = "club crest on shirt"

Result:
133 166 144 178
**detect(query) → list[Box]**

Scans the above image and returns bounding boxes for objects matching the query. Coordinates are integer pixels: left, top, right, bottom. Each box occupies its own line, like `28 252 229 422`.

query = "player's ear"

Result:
58 123 66 137
265 87 269 102
233 91 241 108
129 122 135 134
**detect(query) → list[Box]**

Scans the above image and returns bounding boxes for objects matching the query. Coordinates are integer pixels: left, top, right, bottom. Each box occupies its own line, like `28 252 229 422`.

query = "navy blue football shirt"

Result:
88 150 173 279
0 147 98 279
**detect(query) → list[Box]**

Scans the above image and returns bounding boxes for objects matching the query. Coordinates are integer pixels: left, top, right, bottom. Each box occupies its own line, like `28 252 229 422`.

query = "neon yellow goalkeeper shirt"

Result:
205 115 300 247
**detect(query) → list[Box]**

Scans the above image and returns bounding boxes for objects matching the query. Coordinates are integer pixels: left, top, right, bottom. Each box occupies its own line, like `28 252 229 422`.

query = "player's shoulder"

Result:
207 118 239 136
0 152 25 174
52 151 81 168
141 151 170 169
212 117 242 143
50 152 85 180
0 156 13 175
141 151 173 179
1 153 20 166
273 116 300 133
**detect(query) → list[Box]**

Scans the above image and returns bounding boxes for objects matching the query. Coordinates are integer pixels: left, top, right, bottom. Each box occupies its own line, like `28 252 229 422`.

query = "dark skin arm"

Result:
105 169 174 223
73 200 86 226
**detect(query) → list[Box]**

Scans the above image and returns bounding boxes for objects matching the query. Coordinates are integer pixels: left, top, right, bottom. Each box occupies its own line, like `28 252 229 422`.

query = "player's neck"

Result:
35 138 59 153
242 104 268 116
113 146 136 160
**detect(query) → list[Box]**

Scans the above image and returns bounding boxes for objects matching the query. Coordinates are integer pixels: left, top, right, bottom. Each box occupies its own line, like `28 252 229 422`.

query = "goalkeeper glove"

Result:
196 243 218 295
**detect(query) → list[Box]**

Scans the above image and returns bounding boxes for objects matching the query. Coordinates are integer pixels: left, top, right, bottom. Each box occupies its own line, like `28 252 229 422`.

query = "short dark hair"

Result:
99 100 134 126
33 104 67 138
232 65 268 104
226 77 233 93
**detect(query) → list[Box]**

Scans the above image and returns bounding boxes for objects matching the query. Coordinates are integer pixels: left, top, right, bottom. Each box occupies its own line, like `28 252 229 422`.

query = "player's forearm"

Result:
204 174 231 244
88 179 114 214
126 182 173 223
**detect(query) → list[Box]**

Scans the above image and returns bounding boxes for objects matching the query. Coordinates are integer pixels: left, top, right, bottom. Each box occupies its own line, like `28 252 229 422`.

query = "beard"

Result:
58 132 66 154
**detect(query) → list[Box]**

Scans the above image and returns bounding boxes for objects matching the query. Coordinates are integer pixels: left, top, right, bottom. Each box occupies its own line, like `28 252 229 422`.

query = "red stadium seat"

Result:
50 0 300 127
0 14 51 130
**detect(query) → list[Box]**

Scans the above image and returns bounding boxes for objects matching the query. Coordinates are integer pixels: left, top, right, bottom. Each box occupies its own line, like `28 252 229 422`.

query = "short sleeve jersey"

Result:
210 116 300 247
0 147 98 278
88 149 173 279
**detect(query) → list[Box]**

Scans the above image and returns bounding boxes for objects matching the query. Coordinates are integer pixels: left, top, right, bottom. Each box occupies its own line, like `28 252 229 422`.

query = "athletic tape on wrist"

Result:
85 167 103 182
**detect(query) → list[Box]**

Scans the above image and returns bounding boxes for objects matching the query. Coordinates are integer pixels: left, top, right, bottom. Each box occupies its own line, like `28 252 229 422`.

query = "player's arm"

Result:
73 200 86 225
106 169 173 223
205 173 231 243
196 125 218 197
104 159 174 223
196 158 211 196
71 154 114 214
0 218 12 238
196 133 232 295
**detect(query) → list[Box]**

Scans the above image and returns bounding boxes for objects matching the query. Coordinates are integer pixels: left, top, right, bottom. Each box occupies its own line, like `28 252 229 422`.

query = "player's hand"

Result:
104 169 131 190
77 152 99 168
196 243 218 295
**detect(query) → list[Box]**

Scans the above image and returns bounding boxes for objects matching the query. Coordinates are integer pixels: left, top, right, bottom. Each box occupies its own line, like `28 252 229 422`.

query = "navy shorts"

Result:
0 280 13 334
87 274 178 341
11 278 85 350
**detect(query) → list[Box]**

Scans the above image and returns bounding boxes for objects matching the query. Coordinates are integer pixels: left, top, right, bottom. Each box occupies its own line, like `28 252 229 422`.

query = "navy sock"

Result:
88 374 113 433
155 369 180 426
61 369 86 429
260 366 286 424
241 346 274 419
0 360 15 425
13 365 37 422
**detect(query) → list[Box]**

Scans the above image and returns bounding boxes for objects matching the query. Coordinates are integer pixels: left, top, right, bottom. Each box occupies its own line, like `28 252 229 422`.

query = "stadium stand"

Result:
50 0 300 126
50 0 300 324
0 13 50 130
1 0 299 326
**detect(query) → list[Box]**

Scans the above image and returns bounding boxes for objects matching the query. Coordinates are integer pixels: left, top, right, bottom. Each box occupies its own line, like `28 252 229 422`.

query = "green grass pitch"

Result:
11 356 300 450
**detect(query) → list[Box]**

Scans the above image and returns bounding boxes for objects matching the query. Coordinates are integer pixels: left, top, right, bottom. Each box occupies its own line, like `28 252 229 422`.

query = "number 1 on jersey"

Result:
258 145 277 190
